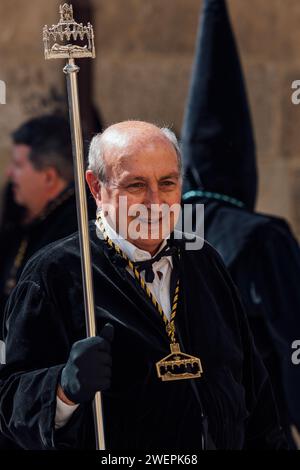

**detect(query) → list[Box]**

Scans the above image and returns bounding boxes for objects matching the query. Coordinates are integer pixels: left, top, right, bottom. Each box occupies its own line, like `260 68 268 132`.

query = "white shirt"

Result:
97 216 173 320
55 217 174 429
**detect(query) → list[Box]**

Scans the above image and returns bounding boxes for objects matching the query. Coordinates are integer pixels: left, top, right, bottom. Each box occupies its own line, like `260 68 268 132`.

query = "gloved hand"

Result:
60 323 114 404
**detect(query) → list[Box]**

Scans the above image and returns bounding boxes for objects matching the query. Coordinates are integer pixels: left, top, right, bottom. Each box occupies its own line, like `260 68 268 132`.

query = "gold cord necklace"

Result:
97 213 203 382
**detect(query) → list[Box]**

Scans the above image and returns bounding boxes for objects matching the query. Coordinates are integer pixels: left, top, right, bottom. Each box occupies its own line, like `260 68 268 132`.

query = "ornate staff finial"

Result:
43 3 95 60
59 3 74 23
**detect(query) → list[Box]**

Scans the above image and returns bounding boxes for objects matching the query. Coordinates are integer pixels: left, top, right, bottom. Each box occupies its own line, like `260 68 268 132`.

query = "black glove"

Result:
60 323 114 404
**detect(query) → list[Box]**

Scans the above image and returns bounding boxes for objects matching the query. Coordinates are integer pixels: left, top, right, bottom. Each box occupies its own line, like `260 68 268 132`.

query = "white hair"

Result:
88 125 182 183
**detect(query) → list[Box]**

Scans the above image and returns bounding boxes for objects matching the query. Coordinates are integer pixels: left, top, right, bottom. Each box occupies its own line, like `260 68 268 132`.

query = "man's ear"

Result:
86 170 101 205
44 167 59 187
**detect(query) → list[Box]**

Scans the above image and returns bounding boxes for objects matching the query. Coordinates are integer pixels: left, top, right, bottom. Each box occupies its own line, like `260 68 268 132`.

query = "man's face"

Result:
95 137 182 254
7 144 48 211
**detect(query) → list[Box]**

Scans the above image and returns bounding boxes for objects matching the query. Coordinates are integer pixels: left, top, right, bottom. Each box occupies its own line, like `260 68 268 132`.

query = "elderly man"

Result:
0 121 286 450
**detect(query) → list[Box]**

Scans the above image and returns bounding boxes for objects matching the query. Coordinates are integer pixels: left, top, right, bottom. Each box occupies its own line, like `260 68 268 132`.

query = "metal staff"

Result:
43 3 105 450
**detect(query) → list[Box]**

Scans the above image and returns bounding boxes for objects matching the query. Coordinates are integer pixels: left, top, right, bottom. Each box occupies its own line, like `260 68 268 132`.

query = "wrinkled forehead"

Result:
12 143 31 162
101 129 178 174
101 125 171 152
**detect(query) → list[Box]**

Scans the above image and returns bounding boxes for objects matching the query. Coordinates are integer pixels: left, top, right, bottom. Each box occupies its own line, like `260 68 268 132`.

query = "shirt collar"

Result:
95 216 173 268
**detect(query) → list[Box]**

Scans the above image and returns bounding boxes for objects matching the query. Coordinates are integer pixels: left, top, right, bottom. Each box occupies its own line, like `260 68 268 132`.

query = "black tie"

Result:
133 243 178 283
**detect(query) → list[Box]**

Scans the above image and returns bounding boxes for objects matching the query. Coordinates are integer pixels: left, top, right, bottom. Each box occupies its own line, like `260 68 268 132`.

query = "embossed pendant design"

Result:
156 343 203 381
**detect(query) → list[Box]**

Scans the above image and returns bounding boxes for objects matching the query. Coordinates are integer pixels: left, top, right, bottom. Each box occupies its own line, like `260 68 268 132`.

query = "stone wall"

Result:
0 0 65 184
1 0 300 239
230 0 300 238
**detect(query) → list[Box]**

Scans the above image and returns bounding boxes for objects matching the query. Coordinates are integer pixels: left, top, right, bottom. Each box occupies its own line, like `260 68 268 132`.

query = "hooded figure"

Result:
181 0 300 445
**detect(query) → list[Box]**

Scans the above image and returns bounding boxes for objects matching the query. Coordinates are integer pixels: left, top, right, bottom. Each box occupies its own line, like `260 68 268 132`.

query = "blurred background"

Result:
1 0 300 238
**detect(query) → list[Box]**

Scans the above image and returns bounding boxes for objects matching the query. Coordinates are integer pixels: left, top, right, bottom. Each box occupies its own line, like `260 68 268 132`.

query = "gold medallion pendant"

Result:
156 343 203 381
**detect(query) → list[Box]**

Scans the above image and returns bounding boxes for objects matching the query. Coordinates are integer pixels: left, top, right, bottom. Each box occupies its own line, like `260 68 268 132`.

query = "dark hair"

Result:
12 114 74 183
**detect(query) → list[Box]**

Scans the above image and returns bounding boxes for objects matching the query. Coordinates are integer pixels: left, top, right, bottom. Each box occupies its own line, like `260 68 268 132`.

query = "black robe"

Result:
186 195 300 434
0 223 286 450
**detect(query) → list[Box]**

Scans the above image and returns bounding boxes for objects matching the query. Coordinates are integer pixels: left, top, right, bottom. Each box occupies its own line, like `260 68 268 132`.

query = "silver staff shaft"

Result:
63 58 105 451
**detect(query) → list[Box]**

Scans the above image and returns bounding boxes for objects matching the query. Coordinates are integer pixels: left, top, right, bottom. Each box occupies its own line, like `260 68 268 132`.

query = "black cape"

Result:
0 223 286 450
185 194 300 432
